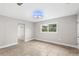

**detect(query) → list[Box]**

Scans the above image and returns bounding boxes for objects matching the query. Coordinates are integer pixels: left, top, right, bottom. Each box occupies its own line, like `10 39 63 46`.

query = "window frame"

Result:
40 22 58 33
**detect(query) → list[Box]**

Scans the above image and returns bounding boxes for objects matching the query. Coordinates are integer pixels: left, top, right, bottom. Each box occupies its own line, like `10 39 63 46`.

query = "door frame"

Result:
17 23 25 41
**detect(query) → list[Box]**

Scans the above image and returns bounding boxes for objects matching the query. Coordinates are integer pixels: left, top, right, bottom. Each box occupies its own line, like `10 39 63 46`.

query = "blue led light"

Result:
33 10 44 17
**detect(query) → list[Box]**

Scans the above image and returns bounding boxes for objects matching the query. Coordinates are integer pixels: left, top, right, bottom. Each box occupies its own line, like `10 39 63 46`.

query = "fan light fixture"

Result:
32 9 44 19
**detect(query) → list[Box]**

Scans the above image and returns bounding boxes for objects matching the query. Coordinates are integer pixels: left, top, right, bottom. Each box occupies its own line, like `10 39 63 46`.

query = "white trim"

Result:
36 39 78 49
25 38 33 42
0 42 18 49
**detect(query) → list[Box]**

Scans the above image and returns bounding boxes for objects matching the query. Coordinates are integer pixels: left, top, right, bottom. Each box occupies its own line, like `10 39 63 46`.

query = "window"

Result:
42 26 48 32
41 23 57 32
49 24 56 32
41 24 48 32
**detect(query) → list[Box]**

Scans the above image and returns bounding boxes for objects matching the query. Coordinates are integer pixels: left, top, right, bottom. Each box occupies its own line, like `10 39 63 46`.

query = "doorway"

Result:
17 23 25 43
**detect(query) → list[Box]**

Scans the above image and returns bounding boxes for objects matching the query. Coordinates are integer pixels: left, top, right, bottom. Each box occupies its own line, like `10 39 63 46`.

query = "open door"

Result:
17 23 25 42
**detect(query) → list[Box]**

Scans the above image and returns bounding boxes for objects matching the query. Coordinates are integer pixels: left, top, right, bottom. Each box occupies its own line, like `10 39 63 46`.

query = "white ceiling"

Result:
0 3 79 22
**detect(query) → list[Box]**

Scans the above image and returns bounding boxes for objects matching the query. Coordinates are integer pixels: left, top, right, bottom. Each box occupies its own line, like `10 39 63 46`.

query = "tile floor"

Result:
0 40 79 56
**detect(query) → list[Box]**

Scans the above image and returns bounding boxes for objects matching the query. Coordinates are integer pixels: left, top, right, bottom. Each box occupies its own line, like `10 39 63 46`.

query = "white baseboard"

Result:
36 39 78 49
25 38 33 42
0 39 77 49
0 42 18 49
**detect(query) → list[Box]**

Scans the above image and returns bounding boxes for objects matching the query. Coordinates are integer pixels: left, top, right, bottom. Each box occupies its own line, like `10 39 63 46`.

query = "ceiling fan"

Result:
17 3 23 6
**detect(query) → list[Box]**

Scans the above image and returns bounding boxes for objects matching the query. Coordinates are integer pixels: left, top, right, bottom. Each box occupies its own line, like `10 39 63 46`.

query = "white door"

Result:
17 23 25 41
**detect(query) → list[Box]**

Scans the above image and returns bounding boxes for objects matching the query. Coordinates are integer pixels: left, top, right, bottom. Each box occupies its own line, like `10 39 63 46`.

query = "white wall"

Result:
34 15 77 47
0 15 33 48
0 14 77 48
77 13 79 48
0 16 18 46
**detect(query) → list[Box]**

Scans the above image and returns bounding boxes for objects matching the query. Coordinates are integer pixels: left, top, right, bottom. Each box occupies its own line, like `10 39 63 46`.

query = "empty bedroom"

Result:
0 3 79 56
